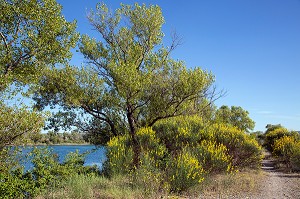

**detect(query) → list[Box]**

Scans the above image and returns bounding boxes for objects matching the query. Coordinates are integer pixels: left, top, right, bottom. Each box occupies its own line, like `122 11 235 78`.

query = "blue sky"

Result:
57 0 300 132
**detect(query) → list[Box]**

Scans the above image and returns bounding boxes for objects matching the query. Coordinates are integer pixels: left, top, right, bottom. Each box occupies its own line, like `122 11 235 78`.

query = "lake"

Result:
21 145 106 171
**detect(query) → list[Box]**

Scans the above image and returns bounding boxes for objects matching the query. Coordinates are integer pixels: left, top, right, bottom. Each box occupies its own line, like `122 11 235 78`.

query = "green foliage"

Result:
273 136 300 171
291 145 300 171
154 116 261 169
0 147 34 199
194 140 232 173
215 105 255 132
0 147 99 198
153 116 209 152
105 119 262 192
0 102 45 150
33 130 86 145
0 2 78 188
33 3 216 167
264 126 292 151
0 0 78 91
262 124 300 170
105 134 134 175
105 127 167 175
210 124 262 168
167 148 204 192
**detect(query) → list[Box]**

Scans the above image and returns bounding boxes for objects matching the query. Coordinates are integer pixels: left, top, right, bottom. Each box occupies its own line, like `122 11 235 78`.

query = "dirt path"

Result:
255 152 300 199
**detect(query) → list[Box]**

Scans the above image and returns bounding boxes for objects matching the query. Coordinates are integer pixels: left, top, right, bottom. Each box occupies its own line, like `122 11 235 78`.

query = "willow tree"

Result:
0 0 78 148
34 3 216 166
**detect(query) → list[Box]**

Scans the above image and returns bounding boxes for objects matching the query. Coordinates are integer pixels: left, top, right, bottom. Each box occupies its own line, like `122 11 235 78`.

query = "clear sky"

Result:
57 0 300 132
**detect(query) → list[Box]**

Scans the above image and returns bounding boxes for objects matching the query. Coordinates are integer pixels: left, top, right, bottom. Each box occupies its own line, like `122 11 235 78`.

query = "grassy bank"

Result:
35 170 264 199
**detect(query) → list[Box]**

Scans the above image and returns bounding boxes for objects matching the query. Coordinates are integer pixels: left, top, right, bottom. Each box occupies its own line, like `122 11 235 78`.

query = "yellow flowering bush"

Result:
209 124 262 168
264 127 290 151
153 116 208 152
195 140 232 173
167 148 204 192
291 144 300 171
273 136 300 170
132 153 166 194
105 119 262 192
105 127 167 175
105 134 133 175
137 127 167 169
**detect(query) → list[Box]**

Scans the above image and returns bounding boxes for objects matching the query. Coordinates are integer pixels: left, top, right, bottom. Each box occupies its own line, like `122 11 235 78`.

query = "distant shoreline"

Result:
22 143 96 147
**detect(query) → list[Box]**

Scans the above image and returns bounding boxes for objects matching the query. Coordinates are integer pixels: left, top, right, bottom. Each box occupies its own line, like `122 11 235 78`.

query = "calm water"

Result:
21 145 106 171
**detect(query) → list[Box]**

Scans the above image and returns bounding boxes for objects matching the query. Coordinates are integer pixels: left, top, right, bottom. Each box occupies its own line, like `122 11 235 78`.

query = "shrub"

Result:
105 127 167 176
167 148 205 192
153 116 208 152
194 140 232 173
209 124 262 168
264 127 290 151
132 154 167 195
0 147 37 199
104 134 134 175
0 147 99 198
105 121 262 193
291 143 300 171
273 136 300 170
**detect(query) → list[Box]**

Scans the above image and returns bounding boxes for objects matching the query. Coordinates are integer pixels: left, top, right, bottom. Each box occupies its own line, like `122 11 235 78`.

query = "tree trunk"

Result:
127 109 140 169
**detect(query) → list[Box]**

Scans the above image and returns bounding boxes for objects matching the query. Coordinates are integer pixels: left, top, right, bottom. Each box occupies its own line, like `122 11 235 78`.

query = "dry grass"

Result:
35 170 265 199
35 174 144 199
177 170 265 199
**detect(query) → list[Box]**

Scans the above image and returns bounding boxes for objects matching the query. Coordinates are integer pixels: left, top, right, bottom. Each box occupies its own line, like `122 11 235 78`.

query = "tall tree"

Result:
215 105 255 132
34 3 217 167
0 0 78 148
0 0 78 91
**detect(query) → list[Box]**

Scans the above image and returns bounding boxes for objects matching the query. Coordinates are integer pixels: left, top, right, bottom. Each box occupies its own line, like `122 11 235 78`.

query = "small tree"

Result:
34 3 218 167
215 105 255 132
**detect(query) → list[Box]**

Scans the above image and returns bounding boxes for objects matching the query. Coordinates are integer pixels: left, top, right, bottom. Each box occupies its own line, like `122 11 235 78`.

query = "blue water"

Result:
21 145 106 171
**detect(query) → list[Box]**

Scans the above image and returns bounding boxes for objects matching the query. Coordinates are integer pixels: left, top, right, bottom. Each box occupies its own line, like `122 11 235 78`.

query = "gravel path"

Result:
254 153 300 199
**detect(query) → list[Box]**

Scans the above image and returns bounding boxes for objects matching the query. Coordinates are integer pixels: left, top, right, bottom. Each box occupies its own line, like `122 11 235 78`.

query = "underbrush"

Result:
1 116 264 198
36 174 146 199
35 170 264 199
195 170 264 198
105 116 262 192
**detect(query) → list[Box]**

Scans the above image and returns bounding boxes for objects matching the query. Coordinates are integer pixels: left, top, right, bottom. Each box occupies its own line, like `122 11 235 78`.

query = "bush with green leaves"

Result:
153 116 208 152
194 140 232 173
105 118 262 192
167 148 205 192
209 124 262 168
154 117 262 169
105 127 167 176
0 147 35 199
273 136 300 171
264 127 291 151
0 147 99 198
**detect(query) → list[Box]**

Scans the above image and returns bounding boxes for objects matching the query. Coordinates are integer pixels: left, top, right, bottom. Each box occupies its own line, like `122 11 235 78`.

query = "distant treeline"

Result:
32 131 87 145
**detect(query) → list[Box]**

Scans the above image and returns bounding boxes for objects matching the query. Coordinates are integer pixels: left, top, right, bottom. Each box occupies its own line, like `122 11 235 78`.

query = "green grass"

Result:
35 169 264 199
36 174 151 199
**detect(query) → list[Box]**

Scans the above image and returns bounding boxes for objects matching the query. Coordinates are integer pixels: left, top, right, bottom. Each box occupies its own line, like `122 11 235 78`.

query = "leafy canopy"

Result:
0 0 78 149
34 3 216 146
215 105 255 133
0 0 78 91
